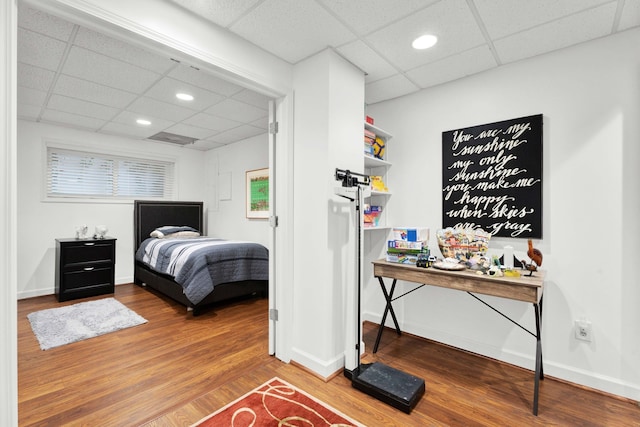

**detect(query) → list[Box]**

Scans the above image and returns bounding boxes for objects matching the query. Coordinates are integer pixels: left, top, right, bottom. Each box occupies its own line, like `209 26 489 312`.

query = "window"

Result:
47 147 174 200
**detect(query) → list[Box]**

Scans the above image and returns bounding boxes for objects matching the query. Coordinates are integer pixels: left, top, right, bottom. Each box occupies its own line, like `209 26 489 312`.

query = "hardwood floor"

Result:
19 284 639 426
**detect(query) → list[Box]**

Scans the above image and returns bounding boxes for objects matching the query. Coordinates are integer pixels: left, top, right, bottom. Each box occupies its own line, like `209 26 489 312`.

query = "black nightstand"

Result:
55 237 116 302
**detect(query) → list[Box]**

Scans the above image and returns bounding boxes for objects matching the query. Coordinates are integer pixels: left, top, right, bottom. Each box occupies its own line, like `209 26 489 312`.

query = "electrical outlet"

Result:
574 320 592 342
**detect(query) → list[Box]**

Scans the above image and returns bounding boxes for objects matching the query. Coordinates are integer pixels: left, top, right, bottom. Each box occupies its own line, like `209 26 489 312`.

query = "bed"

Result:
133 200 268 315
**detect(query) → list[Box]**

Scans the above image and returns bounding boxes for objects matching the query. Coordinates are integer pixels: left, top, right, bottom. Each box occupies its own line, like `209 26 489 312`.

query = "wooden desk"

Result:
372 259 545 415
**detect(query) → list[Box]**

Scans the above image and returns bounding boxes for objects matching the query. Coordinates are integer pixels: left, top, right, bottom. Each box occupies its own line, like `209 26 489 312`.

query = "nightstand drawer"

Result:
55 237 117 301
62 265 114 290
61 241 114 266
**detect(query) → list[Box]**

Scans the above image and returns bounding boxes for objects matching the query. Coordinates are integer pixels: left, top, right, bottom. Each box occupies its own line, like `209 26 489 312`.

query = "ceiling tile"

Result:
73 27 177 73
364 0 485 71
494 3 618 64
163 123 217 140
317 0 438 36
250 116 269 129
406 45 497 89
110 110 174 131
337 39 397 83
230 0 357 63
168 65 246 96
231 89 271 109
53 75 137 108
17 104 42 120
17 63 55 91
40 109 107 131
100 122 160 139
208 124 265 144
474 0 612 40
62 46 162 93
17 86 47 107
205 98 268 122
145 77 226 111
127 97 196 122
191 140 225 151
18 5 75 41
17 28 67 71
619 0 640 31
182 112 242 132
167 0 263 28
47 94 120 120
365 73 419 105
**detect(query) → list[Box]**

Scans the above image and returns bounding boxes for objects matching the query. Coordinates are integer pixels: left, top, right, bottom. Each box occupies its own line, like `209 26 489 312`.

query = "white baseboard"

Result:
363 310 640 402
290 347 345 380
18 277 133 300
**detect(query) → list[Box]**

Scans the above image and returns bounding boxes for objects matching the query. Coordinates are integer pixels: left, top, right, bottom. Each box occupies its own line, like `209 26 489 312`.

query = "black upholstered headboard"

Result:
133 200 204 249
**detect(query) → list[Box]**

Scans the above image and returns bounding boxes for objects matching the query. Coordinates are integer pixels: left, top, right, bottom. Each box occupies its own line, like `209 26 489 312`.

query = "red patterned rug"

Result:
192 377 364 426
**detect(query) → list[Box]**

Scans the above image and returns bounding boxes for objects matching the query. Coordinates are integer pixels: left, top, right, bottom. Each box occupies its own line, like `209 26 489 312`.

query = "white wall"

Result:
291 49 365 377
205 133 270 248
365 28 640 400
17 120 207 298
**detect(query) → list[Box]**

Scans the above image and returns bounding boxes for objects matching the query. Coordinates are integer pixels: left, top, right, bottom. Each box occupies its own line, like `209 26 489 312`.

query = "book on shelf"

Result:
370 175 388 192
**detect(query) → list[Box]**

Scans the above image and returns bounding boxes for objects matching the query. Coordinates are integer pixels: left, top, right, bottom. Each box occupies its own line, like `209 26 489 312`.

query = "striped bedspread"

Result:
136 237 268 305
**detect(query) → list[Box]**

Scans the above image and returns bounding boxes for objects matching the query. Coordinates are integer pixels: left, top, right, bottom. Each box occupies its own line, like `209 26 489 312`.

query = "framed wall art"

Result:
246 168 269 219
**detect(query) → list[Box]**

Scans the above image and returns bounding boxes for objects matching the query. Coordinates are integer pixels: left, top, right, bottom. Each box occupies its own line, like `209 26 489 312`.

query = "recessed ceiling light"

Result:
412 34 438 50
176 92 194 101
136 119 152 126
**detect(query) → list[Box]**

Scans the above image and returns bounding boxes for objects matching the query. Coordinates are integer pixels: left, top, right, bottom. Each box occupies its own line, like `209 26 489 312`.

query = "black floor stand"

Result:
335 168 425 414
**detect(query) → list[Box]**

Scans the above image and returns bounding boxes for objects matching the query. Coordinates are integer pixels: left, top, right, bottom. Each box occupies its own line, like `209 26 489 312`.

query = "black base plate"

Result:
349 362 425 414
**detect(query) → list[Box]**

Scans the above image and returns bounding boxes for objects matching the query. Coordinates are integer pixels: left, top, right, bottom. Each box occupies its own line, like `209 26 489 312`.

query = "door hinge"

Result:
269 308 278 321
269 122 279 134
269 216 279 228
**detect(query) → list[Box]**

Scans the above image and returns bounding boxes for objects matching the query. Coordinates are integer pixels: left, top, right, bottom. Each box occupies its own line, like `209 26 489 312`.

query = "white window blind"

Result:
47 147 174 200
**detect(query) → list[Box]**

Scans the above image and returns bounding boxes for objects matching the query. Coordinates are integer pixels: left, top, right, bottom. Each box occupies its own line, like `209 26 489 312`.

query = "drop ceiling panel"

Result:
17 4 75 41
163 123 217 140
365 0 486 71
100 121 163 139
168 0 263 28
17 63 55 91
337 40 397 83
53 75 137 108
407 45 498 89
365 73 419 105
231 89 271 110
126 97 196 122
62 47 162 93
17 87 48 107
17 104 42 120
205 98 268 122
208 124 264 144
494 3 618 64
182 112 242 132
47 94 120 120
317 0 438 36
619 0 640 30
144 77 226 111
474 0 612 39
168 66 246 97
73 27 177 73
41 110 107 131
18 29 68 71
230 0 357 63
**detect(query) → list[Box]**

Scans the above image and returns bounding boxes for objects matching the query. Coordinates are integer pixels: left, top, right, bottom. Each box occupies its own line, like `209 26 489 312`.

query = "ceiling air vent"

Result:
148 132 198 145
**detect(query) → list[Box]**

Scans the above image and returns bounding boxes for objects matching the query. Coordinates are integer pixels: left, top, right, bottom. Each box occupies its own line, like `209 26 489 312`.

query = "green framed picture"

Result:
246 168 269 219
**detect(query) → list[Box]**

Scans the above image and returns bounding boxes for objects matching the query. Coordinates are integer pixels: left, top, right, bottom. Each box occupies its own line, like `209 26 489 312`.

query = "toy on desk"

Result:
521 239 543 276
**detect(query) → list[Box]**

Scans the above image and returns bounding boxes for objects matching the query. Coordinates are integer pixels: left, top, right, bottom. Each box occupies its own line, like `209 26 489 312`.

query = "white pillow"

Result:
150 225 200 238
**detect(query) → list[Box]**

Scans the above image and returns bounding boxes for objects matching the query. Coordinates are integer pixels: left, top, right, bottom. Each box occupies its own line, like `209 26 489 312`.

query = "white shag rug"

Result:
27 297 148 350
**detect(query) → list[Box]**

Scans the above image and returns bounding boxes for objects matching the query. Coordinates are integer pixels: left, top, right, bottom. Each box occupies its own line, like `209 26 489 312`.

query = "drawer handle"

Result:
84 242 95 246
84 267 95 271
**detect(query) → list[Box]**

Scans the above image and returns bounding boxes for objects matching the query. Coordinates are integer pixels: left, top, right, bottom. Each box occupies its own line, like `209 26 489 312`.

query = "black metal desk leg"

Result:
373 277 401 353
532 299 543 415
